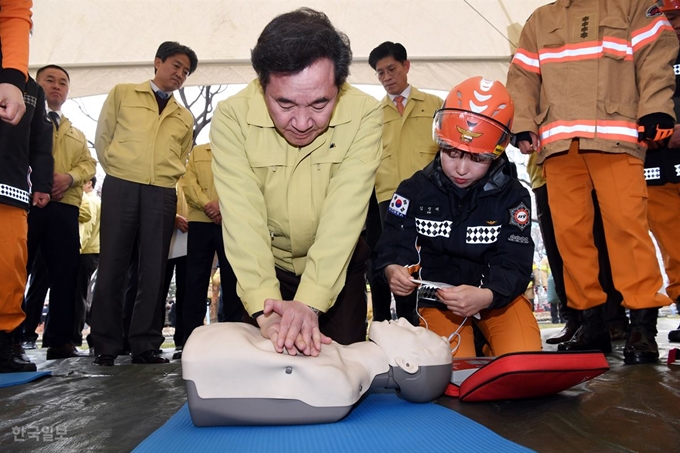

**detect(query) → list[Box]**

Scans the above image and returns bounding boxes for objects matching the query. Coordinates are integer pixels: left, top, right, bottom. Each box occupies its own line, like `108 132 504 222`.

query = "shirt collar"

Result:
150 80 171 99
388 85 411 103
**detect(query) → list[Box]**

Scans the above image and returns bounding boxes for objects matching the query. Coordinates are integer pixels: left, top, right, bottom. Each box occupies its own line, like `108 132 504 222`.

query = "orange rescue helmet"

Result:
658 0 680 12
433 76 514 160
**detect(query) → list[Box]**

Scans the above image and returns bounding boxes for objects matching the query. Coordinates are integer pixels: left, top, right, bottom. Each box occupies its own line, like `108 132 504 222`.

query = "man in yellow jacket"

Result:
211 8 382 357
25 64 96 360
74 176 100 347
90 41 197 366
367 41 443 324
180 144 243 356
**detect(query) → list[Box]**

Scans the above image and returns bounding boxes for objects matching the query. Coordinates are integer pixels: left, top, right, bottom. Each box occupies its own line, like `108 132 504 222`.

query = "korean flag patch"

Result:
388 193 410 218
508 202 530 231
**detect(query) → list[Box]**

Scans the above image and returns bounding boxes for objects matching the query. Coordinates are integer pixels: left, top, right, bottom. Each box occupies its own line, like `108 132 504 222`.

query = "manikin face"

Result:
440 148 493 189
369 318 451 371
153 53 191 92
37 67 70 111
374 56 410 96
264 58 339 147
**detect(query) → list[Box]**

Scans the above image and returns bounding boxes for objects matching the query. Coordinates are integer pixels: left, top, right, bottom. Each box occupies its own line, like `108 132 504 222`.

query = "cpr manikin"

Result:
182 318 452 426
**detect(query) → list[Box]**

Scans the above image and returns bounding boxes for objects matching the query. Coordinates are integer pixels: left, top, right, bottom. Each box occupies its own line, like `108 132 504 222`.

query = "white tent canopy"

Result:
30 0 550 98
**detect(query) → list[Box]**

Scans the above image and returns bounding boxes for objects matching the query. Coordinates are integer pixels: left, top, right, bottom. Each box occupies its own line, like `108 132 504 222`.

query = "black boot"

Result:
558 306 611 353
546 319 580 345
0 331 37 373
669 297 680 342
624 308 659 365
669 324 680 343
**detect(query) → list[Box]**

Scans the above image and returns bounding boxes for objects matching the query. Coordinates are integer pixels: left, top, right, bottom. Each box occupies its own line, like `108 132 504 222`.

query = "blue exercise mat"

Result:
134 392 533 453
0 370 51 388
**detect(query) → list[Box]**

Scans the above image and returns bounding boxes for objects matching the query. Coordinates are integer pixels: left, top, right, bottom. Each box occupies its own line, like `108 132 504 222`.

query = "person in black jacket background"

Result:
374 77 541 357
0 76 54 372
649 0 680 344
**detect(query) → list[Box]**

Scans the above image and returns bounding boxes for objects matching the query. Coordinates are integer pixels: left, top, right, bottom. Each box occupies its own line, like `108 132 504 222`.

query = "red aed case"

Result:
445 351 609 402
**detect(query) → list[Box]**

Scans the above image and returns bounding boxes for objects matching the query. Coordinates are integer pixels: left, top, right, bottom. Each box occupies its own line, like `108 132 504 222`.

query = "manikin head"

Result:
369 318 451 373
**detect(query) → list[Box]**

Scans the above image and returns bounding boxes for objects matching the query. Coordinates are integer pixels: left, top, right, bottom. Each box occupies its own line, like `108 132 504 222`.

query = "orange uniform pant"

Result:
0 204 28 332
647 183 680 302
543 141 671 310
419 295 542 358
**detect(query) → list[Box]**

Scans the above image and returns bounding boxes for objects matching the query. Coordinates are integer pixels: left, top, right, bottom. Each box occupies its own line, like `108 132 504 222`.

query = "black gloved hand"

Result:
638 112 675 142
511 131 532 147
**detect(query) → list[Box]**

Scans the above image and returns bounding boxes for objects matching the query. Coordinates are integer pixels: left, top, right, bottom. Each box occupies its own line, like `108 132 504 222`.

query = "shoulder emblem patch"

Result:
509 202 530 231
645 2 663 17
388 193 410 218
647 4 662 18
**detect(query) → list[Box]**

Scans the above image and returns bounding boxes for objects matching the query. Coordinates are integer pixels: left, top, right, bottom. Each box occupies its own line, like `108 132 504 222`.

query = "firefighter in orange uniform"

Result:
507 0 678 364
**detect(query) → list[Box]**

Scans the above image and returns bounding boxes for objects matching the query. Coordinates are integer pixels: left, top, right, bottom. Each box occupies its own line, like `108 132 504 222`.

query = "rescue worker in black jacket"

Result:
0 76 54 373
374 77 542 357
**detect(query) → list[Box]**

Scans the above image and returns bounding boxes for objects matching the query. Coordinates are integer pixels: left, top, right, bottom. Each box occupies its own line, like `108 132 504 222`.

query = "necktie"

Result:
156 90 170 100
48 111 60 129
394 95 405 116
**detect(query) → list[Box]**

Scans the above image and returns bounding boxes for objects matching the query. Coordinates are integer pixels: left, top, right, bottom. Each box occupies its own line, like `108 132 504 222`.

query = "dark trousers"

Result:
276 238 371 345
74 253 98 345
550 302 562 323
183 221 242 344
23 202 80 347
122 247 138 353
90 176 176 357
534 185 625 324
366 191 393 322
20 248 49 343
533 185 571 322
161 255 187 347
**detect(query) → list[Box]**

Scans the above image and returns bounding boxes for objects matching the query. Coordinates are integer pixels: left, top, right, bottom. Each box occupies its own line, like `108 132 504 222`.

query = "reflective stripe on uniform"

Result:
539 120 640 146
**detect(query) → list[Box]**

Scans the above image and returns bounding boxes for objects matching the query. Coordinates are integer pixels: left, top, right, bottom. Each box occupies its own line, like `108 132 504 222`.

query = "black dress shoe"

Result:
46 343 83 360
546 321 579 345
172 348 182 360
21 340 37 350
93 354 115 366
132 350 169 364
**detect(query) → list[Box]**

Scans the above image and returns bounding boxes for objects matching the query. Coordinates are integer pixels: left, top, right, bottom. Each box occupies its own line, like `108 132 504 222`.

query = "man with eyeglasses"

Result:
367 42 443 325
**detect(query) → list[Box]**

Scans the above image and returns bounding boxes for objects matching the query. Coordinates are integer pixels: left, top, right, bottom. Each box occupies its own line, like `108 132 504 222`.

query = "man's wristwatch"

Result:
307 306 321 316
251 310 264 319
